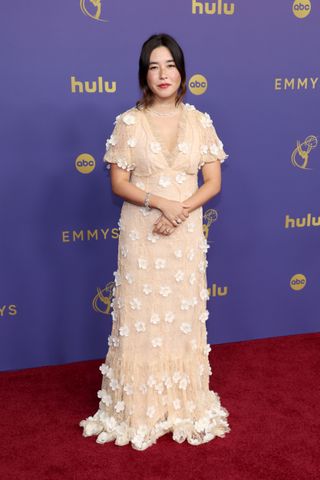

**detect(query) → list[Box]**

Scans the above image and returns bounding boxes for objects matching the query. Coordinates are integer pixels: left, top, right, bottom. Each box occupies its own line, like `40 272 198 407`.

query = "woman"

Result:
79 33 231 451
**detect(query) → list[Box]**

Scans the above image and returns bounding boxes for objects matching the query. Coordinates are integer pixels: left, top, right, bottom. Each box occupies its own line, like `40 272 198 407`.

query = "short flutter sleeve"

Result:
197 111 229 169
103 110 137 172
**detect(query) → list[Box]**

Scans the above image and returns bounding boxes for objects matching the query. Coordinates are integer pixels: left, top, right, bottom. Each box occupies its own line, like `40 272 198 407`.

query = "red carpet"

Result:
0 333 319 480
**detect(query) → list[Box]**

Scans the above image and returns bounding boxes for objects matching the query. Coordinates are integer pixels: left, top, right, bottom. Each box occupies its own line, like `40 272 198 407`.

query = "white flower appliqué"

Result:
159 285 172 297
200 144 209 155
124 383 134 395
129 230 139 241
147 232 160 243
209 143 219 156
113 270 121 286
187 222 195 233
158 176 171 188
199 310 209 323
155 258 166 269
135 320 146 333
175 172 187 184
119 325 130 336
187 248 195 261
150 142 162 154
198 259 208 273
127 137 137 147
180 322 192 334
136 181 145 190
130 298 142 310
190 339 197 351
114 400 125 413
174 270 184 282
200 112 213 128
200 288 210 301
146 406 156 418
105 134 117 150
184 103 196 111
151 337 163 347
125 272 133 284
150 313 160 325
142 284 152 295
97 389 112 405
198 237 210 253
178 142 189 154
164 311 175 323
180 299 191 311
109 378 120 390
174 249 183 258
122 113 136 125
138 258 148 269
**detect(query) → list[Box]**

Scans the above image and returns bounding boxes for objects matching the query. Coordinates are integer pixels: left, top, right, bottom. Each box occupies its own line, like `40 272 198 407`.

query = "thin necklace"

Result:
146 106 181 117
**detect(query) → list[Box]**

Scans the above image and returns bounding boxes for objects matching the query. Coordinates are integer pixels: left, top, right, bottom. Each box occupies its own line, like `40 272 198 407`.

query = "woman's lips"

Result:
158 84 171 89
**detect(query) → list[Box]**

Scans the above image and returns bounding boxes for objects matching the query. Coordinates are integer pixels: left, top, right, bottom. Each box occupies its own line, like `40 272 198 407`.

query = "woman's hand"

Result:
153 208 189 236
157 198 190 227
152 214 175 235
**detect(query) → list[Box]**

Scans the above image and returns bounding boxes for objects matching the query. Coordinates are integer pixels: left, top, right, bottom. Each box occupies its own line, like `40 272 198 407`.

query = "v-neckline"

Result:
141 103 187 164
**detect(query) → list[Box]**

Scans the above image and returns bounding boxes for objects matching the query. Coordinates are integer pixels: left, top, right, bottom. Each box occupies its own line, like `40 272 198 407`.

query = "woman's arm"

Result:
109 165 190 224
183 161 221 214
109 164 164 209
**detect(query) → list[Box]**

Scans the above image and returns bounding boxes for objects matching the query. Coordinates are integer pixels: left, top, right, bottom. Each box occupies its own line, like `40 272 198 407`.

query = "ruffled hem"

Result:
79 395 230 451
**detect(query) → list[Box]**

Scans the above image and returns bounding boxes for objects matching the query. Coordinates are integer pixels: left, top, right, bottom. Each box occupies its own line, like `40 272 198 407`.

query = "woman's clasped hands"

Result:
152 198 191 236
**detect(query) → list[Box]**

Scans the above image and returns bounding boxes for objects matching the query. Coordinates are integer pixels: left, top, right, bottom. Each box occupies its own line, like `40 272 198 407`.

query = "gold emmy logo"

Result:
61 227 119 243
92 282 114 315
188 74 208 95
291 135 318 170
0 304 17 317
80 0 108 22
290 274 307 291
203 208 218 239
75 153 96 174
274 77 318 91
192 0 235 15
292 0 311 19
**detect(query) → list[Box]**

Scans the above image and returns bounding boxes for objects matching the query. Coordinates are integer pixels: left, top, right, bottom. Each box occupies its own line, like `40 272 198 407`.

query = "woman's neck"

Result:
150 96 180 111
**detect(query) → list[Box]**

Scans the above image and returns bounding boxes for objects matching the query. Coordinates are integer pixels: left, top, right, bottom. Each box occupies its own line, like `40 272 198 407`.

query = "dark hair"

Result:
136 33 187 110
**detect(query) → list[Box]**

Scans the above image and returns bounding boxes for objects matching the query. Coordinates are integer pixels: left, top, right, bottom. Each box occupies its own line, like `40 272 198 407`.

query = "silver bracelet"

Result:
144 192 151 210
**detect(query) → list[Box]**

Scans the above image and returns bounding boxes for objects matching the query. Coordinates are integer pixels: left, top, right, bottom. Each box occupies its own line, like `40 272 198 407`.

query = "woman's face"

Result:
146 46 181 102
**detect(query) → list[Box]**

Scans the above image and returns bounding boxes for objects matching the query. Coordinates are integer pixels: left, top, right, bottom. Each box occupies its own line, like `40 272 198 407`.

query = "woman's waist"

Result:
130 171 198 193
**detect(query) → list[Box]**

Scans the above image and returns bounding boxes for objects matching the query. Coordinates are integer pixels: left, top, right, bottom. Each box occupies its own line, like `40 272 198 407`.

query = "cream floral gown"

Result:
79 102 231 450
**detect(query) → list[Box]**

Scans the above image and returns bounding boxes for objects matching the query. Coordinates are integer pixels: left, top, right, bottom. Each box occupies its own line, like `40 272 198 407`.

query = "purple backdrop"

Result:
1 1 319 371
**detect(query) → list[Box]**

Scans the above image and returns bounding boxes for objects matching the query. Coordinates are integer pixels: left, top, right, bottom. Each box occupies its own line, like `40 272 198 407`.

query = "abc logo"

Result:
75 153 96 174
188 74 208 95
290 274 307 291
292 0 311 18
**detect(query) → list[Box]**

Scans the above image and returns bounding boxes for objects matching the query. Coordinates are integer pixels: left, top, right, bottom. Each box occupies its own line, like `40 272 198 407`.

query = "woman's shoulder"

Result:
112 105 141 127
183 103 214 127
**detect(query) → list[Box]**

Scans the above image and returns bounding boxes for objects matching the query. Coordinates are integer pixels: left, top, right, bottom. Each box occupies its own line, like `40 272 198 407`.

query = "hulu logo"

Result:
192 0 235 15
70 76 116 94
285 214 320 228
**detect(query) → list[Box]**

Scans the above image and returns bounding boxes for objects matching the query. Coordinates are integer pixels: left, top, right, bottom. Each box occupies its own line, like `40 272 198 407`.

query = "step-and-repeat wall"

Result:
1 1 319 371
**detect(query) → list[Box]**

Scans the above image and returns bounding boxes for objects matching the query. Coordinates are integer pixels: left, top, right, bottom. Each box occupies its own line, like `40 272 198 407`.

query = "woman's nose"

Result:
159 68 168 79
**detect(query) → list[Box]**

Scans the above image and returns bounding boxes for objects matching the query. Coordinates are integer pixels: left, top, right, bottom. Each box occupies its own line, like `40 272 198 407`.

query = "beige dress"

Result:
79 102 231 450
